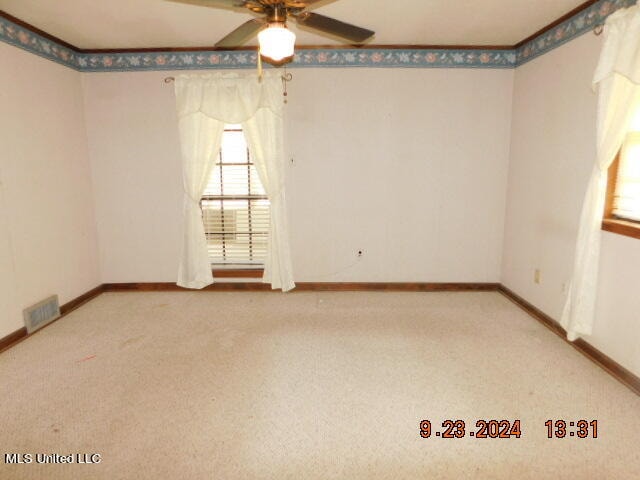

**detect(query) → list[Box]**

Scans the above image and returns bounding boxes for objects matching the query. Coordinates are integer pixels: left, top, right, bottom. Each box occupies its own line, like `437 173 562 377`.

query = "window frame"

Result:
602 150 640 240
200 126 270 269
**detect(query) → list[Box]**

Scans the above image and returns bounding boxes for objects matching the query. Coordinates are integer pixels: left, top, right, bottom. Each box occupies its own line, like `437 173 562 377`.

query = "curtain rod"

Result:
163 74 292 83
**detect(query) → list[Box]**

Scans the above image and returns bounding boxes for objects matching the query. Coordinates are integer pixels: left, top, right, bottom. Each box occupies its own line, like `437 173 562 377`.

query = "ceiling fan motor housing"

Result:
267 5 287 24
169 0 375 49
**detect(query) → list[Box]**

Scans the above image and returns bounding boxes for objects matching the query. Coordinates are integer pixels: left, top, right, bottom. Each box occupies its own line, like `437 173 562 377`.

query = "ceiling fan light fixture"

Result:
258 22 296 62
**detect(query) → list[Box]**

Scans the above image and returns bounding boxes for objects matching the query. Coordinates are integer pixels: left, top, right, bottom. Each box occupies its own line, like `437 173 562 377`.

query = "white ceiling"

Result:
0 0 586 49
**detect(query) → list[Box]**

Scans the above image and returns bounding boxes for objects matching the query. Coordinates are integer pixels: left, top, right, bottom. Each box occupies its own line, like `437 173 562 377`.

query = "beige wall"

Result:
81 72 184 283
82 68 514 283
503 33 640 376
0 43 100 338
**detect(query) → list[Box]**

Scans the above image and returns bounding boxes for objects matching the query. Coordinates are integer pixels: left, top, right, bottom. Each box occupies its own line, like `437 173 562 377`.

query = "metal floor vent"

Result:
23 295 60 334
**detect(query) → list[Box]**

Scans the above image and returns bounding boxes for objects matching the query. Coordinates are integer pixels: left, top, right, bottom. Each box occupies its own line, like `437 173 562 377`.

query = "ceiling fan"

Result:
167 0 375 64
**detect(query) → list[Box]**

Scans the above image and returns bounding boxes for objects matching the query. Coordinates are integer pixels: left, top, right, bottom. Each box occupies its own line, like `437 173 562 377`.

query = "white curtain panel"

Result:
175 111 224 289
174 72 295 291
244 109 295 291
561 4 640 340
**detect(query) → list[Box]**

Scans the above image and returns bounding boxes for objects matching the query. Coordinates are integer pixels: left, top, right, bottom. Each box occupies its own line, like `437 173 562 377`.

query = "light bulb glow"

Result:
258 23 295 62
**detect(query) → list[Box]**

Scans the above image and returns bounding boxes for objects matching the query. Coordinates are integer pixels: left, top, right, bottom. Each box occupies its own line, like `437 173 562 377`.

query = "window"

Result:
201 125 270 266
603 132 640 240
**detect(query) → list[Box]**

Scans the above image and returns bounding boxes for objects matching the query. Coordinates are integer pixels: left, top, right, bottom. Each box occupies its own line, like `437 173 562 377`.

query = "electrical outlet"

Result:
534 269 541 284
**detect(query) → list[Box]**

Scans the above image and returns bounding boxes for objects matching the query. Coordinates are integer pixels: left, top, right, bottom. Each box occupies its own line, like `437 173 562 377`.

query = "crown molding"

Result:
0 0 634 71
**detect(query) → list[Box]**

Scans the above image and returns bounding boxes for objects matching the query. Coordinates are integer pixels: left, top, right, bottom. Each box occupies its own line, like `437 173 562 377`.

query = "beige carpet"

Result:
1 291 639 479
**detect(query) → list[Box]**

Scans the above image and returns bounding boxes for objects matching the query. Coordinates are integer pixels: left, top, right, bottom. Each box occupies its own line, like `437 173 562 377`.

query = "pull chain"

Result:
281 67 292 104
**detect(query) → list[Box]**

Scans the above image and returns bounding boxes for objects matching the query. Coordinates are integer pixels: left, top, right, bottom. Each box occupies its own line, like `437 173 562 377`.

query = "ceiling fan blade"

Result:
215 18 267 47
166 0 243 9
294 12 374 43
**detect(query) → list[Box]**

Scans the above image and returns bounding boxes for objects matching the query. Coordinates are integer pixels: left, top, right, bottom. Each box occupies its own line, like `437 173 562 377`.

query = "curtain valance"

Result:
593 5 640 86
175 72 283 123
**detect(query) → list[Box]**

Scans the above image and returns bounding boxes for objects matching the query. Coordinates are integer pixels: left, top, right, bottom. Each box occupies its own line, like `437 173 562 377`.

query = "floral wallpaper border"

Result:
0 0 634 72
77 49 517 71
0 15 79 69
516 0 635 65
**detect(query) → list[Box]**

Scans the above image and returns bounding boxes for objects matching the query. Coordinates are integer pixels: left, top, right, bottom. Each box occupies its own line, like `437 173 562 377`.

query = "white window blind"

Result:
201 125 270 266
613 132 640 222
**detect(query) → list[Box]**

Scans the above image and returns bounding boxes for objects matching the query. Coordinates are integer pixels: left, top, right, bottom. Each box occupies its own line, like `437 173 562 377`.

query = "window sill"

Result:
602 218 640 241
212 269 264 278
